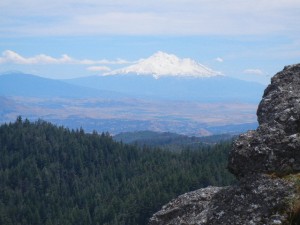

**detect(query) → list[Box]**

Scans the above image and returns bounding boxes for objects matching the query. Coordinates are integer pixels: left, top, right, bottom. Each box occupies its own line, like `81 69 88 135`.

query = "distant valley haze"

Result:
0 54 263 135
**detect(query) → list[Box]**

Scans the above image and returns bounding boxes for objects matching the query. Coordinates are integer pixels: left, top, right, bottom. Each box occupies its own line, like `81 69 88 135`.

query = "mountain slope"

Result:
0 72 123 98
66 75 265 103
0 71 265 103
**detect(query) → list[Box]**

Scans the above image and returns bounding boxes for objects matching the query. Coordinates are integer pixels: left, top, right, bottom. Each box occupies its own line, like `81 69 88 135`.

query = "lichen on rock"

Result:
148 186 224 225
229 63 300 178
148 63 300 225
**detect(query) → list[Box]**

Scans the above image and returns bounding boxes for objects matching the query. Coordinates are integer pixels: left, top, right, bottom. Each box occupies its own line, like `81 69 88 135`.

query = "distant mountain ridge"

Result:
0 72 123 98
66 75 265 103
0 71 265 103
0 71 262 135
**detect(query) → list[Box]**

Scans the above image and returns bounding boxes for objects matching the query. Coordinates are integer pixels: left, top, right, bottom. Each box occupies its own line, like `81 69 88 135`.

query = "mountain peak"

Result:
105 51 222 78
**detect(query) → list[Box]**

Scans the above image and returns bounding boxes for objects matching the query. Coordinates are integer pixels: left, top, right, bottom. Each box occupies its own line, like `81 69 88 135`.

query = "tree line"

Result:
0 117 235 225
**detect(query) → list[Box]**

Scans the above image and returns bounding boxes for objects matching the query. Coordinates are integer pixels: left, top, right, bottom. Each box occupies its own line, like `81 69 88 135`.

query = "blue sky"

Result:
0 0 300 84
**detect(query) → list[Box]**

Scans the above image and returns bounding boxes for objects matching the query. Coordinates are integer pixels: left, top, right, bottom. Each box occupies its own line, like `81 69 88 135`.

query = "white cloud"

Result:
243 69 265 76
215 57 224 63
1 0 300 36
0 50 74 64
87 66 111 72
0 50 132 65
95 59 134 65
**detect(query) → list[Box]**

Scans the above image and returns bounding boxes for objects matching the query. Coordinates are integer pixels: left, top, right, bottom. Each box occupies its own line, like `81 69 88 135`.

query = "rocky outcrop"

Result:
148 64 300 225
148 187 224 225
149 174 295 225
229 64 300 178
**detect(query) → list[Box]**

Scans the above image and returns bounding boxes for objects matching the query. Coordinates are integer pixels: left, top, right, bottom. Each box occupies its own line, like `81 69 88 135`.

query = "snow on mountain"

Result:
105 51 222 78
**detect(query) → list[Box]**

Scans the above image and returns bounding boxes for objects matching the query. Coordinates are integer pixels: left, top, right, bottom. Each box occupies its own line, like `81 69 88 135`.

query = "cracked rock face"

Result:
148 186 224 225
148 175 295 225
148 64 300 225
228 63 300 178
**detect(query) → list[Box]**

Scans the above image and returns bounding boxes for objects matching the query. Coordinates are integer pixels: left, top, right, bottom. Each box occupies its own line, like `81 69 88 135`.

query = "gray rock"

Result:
148 64 300 225
148 186 224 225
229 63 300 178
206 174 294 225
148 175 295 225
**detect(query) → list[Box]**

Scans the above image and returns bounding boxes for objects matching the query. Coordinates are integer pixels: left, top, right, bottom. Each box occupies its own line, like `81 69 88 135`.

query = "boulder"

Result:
149 175 295 225
228 63 300 178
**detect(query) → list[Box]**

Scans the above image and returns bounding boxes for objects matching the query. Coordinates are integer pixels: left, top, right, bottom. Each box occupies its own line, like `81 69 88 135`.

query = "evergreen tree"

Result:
0 118 235 225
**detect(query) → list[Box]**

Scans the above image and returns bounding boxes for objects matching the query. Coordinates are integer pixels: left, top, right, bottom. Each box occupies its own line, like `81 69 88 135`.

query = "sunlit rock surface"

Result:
229 63 300 177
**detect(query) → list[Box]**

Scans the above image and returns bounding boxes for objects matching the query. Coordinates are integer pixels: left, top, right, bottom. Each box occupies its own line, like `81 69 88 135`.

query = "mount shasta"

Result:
105 51 221 78
0 52 265 136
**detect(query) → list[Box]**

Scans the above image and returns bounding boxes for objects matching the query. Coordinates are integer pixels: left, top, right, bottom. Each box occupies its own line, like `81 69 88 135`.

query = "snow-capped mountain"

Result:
105 51 221 78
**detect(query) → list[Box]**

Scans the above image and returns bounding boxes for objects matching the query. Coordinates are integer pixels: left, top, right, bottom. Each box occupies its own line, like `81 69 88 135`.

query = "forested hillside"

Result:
0 117 235 225
114 130 234 150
